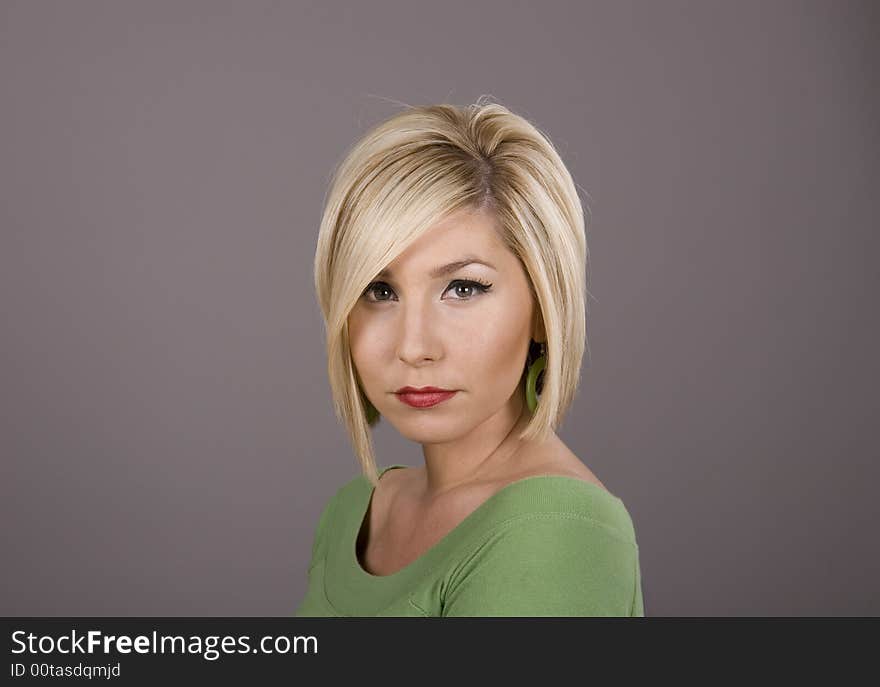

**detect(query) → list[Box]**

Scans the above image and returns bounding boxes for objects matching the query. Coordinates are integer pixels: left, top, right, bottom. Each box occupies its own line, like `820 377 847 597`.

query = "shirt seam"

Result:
407 597 431 617
472 510 636 550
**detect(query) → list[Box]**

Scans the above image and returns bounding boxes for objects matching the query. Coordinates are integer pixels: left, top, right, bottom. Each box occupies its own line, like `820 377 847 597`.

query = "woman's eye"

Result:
447 280 491 299
361 279 492 303
364 282 394 301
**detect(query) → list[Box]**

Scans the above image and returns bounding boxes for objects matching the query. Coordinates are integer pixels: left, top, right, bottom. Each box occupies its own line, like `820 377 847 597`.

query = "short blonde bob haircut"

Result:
314 98 589 487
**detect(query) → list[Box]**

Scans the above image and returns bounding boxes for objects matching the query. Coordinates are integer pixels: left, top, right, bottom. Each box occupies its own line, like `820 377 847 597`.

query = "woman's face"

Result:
348 207 543 445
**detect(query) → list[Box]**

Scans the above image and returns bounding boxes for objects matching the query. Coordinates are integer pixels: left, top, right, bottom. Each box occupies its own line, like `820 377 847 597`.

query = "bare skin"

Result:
356 406 610 577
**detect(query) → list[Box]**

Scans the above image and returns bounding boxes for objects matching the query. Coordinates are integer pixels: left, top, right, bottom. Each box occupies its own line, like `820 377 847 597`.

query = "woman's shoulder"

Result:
441 498 642 616
440 454 642 616
482 467 637 545
495 436 637 536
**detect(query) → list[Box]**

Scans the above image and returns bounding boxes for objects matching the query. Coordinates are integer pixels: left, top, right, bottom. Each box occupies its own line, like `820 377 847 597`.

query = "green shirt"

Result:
294 464 644 617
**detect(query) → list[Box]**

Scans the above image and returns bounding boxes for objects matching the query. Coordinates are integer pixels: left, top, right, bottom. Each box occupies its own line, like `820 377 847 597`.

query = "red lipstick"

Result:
395 386 458 408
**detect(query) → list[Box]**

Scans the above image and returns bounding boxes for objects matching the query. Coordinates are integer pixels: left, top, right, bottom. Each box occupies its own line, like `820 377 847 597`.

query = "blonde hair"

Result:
313 98 589 486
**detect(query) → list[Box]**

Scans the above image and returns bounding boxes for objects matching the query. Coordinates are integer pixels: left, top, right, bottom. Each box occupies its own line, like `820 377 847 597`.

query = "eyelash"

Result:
361 278 494 303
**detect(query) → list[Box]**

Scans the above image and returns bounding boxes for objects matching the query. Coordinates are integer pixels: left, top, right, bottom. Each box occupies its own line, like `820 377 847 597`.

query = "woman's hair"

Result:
313 97 590 486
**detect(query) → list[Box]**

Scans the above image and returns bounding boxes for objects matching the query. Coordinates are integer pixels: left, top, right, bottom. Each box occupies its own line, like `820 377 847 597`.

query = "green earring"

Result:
525 341 546 413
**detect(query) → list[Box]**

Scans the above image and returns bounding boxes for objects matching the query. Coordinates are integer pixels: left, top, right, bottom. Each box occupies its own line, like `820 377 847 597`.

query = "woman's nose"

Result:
395 301 440 365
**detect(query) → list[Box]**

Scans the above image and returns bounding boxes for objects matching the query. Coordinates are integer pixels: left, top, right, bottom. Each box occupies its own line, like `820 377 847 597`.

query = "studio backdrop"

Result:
1 0 877 616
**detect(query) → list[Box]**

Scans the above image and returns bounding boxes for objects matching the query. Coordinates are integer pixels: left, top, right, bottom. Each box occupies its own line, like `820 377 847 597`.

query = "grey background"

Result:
1 0 877 616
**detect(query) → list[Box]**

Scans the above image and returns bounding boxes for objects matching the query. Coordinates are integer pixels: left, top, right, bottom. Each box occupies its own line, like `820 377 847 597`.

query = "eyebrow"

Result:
378 256 497 279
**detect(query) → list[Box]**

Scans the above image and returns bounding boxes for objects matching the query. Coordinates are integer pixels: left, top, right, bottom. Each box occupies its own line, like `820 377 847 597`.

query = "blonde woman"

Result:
295 99 644 617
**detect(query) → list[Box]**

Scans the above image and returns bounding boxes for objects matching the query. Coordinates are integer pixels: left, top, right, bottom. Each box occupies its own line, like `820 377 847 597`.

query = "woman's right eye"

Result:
362 281 395 302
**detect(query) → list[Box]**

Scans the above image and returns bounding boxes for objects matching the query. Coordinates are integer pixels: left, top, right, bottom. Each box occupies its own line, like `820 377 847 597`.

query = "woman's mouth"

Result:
395 390 458 408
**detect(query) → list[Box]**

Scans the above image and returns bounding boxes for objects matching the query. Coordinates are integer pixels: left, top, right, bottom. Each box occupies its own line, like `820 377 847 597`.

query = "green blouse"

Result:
295 464 644 617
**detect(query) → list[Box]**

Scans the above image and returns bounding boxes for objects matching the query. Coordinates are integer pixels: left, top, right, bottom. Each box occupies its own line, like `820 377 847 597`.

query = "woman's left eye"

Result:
445 279 493 300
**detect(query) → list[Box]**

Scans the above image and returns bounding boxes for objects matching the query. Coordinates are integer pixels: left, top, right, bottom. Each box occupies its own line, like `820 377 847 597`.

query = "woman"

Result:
295 99 644 616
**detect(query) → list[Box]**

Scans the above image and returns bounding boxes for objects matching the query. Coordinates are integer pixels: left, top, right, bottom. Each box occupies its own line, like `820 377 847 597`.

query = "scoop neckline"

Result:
350 463 623 582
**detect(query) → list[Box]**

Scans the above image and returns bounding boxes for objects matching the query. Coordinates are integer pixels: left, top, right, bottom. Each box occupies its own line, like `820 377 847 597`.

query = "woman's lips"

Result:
396 390 458 408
